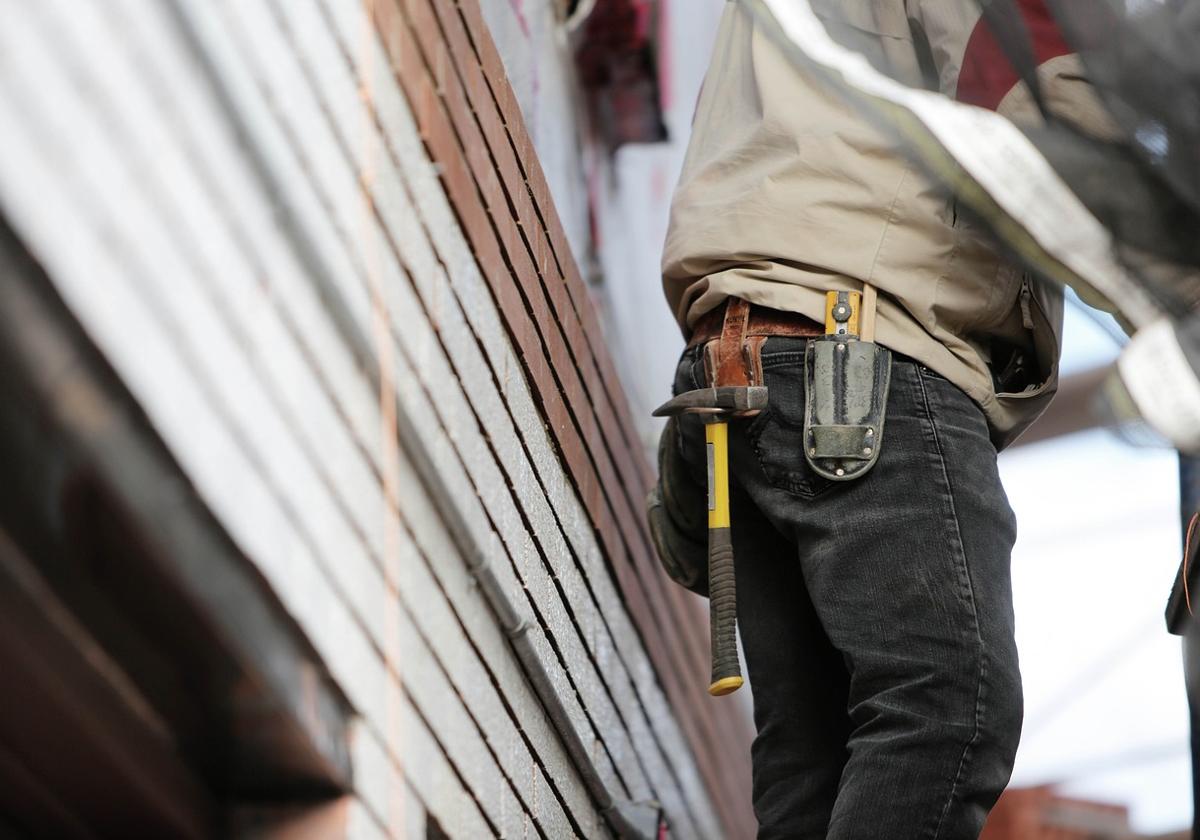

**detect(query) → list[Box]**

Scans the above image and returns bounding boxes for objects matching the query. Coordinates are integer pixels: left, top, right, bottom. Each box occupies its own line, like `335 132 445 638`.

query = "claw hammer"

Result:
653 385 768 695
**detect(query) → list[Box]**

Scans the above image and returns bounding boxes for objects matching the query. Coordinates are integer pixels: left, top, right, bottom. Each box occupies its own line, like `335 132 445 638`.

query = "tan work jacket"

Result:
663 0 1115 449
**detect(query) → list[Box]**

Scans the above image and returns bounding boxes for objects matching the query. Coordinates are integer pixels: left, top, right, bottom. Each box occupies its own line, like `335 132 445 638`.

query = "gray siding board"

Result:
0 0 723 835
0 4 549 835
127 0 585 830
0 38 407 831
219 0 685 825
349 34 720 837
321 13 718 838
0 44 484 837
125 1 580 825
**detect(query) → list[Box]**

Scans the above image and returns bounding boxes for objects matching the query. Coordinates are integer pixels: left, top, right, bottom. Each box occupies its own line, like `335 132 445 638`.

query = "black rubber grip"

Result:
708 526 742 694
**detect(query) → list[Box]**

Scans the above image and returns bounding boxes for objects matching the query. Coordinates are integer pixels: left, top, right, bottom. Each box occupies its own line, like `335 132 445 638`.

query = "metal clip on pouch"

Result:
804 286 892 481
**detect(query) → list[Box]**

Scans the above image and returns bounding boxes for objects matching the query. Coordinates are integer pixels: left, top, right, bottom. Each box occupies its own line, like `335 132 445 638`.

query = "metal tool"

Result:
653 385 767 696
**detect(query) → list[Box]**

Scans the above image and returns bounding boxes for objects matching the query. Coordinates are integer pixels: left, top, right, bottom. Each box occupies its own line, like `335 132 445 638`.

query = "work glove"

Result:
646 417 710 597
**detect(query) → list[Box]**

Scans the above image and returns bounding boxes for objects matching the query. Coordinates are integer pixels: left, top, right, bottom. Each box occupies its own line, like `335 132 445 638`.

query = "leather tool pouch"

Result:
803 336 892 481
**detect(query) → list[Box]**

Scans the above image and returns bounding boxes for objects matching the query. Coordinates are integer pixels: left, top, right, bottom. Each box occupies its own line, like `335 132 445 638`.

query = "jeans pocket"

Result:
748 353 835 500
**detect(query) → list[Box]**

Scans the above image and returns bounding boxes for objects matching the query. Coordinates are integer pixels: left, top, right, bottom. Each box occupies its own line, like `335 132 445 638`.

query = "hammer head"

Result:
652 386 768 417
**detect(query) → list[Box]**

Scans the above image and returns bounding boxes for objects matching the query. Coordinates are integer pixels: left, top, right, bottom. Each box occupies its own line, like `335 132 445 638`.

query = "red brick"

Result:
377 1 756 831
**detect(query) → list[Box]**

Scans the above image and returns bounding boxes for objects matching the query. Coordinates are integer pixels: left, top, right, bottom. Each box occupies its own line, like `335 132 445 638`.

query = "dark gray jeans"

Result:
674 337 1022 839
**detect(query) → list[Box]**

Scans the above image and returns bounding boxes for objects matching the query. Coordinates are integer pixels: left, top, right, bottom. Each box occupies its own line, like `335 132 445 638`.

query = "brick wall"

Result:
0 0 753 836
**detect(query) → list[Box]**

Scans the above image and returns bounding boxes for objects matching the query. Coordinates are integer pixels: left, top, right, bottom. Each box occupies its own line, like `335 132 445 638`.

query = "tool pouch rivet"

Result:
803 335 892 481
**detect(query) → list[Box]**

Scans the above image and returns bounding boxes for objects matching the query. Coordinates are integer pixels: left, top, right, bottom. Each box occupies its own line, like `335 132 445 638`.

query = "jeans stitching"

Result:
918 363 950 382
760 350 806 368
745 364 834 500
916 368 987 840
747 417 835 500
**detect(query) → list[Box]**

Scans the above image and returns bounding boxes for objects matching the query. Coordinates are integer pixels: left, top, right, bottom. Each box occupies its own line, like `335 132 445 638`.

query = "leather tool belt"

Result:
689 298 823 392
690 295 892 482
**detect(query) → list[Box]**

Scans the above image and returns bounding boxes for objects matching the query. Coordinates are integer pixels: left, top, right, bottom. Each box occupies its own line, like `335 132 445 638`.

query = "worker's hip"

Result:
672 334 999 501
667 327 1022 835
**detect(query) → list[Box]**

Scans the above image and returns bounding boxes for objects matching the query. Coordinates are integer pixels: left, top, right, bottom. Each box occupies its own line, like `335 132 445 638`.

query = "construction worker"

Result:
650 1 1124 836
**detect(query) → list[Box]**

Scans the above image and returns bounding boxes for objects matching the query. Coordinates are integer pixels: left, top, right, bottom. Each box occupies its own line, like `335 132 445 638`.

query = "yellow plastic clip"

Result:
824 290 861 337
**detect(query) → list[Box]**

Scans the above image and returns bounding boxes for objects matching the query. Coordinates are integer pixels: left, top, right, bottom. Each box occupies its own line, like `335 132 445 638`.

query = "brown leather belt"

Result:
688 298 823 389
687 299 824 348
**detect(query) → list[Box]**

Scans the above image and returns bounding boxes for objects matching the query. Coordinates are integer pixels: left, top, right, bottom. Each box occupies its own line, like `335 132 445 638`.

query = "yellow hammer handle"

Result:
706 420 743 696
